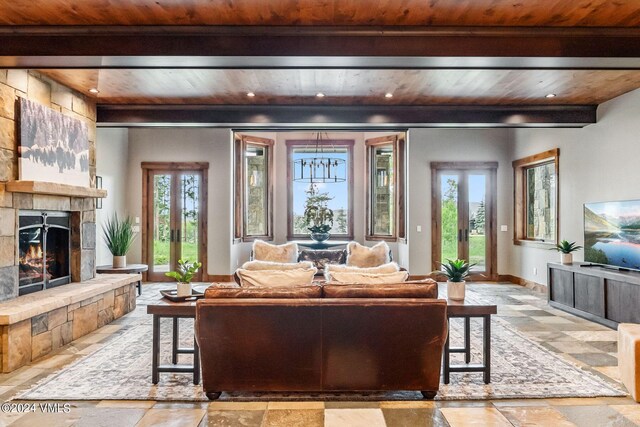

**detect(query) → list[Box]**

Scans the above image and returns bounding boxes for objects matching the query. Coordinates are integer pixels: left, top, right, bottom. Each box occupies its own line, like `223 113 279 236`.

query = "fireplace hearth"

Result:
18 210 71 295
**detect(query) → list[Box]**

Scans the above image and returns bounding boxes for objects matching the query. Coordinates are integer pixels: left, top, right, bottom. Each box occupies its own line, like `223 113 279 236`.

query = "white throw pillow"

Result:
242 260 315 271
328 270 408 285
253 240 298 263
236 268 317 287
324 262 400 281
346 241 391 268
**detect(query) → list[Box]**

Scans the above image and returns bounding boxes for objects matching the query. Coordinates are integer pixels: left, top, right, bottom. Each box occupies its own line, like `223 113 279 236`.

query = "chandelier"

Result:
292 132 346 183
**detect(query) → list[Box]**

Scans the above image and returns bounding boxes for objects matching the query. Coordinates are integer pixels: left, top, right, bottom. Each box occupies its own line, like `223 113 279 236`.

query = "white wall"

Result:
406 128 513 275
95 128 129 266
125 128 234 275
509 88 640 285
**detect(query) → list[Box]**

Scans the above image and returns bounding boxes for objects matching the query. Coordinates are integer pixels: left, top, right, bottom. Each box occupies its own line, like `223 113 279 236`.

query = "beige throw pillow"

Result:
324 262 400 281
328 270 408 285
253 240 298 263
242 260 315 271
236 268 317 287
346 241 391 267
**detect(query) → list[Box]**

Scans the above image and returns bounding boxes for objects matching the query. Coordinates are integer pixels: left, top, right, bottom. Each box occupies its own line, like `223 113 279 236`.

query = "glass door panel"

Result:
150 173 173 279
179 173 201 279
441 174 460 263
468 173 487 272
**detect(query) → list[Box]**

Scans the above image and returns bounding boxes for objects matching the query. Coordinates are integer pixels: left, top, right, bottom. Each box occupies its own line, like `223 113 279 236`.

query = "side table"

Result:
147 299 200 385
444 300 497 384
96 264 148 295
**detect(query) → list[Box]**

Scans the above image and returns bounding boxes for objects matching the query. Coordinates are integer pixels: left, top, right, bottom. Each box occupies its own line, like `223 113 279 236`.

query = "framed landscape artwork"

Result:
18 98 90 187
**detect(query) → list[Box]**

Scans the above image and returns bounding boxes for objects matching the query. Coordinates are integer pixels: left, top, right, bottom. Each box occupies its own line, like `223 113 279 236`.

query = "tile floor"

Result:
0 282 639 426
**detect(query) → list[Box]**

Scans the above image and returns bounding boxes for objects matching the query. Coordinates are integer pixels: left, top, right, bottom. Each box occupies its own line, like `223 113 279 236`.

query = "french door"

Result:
142 163 208 282
431 162 497 280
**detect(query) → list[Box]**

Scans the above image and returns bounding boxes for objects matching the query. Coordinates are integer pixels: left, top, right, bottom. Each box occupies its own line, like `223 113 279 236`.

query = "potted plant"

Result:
166 259 203 297
302 184 334 243
439 259 475 301
102 213 136 268
552 240 583 264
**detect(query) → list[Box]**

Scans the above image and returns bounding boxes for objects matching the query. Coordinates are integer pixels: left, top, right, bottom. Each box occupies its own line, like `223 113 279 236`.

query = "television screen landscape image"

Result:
584 200 640 271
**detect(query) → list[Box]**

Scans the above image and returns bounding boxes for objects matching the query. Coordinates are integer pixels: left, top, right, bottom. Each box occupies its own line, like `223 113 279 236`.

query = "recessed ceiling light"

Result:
545 93 556 98
246 92 255 97
316 92 325 98
88 88 99 94
385 93 393 98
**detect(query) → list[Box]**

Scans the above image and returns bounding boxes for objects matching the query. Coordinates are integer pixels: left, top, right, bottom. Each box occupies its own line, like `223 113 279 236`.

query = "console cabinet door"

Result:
573 273 604 317
550 269 574 307
606 280 640 324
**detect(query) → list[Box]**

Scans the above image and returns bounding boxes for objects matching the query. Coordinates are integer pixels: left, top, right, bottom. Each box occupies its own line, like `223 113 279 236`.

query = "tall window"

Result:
366 135 406 241
235 135 274 241
513 148 559 244
287 140 354 239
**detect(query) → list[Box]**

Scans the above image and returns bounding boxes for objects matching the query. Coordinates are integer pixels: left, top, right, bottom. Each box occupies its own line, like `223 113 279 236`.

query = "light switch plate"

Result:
500 225 508 232
417 225 422 232
135 217 140 224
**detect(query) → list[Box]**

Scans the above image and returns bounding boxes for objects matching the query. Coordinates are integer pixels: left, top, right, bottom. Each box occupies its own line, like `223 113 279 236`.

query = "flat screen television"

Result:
584 200 640 271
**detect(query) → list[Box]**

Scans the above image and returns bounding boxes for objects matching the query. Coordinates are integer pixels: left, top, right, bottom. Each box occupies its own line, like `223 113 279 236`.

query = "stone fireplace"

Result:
18 210 72 294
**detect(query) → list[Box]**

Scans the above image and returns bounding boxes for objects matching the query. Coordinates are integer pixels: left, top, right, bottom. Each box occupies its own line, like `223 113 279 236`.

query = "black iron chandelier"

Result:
292 132 346 183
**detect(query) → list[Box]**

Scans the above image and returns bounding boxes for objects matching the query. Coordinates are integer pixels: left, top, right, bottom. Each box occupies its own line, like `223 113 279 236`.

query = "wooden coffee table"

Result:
443 299 497 384
96 264 148 295
147 296 201 385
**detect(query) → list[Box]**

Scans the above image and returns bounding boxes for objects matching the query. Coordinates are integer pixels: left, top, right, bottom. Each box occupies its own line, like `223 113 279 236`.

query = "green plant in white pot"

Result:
166 259 202 297
439 259 475 301
102 214 136 268
552 240 583 264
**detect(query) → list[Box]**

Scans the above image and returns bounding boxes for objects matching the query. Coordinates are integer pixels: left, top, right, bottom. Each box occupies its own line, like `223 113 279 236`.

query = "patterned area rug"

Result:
18 314 625 401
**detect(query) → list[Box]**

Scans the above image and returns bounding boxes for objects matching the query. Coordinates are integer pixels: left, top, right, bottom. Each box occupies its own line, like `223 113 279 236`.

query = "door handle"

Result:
458 229 462 242
177 229 181 242
170 229 174 242
465 229 469 242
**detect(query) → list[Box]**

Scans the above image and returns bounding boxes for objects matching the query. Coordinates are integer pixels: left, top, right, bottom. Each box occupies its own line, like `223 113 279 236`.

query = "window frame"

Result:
512 148 559 246
234 134 274 242
365 134 406 242
286 139 354 240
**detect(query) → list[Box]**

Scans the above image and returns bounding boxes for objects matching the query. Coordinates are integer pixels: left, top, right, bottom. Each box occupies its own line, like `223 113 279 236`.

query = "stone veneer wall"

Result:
0 70 98 301
0 281 136 372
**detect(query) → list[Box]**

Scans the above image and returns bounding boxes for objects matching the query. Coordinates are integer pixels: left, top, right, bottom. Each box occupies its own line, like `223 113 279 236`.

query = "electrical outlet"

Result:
417 225 422 233
533 267 538 276
500 225 508 232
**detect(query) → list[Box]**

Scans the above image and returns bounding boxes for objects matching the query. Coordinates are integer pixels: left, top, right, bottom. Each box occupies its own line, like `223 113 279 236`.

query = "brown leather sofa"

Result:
195 282 448 400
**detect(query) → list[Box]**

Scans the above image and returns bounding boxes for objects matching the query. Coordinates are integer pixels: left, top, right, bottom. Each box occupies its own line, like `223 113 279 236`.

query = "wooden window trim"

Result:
512 148 560 247
365 134 406 242
234 134 274 242
286 139 354 240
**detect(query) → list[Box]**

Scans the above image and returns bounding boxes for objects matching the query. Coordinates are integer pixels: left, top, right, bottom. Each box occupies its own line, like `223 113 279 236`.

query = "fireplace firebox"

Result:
18 210 71 295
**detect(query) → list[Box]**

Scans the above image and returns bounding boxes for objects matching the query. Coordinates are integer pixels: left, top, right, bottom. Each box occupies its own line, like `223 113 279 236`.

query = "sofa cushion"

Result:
327 270 408 284
298 249 347 273
253 240 298 263
236 267 317 287
242 260 315 271
322 281 438 299
324 262 400 281
205 285 322 299
346 241 391 267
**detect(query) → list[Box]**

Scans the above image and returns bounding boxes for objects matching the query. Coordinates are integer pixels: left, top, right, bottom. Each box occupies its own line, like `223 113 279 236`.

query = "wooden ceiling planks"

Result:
38 68 640 106
1 0 640 26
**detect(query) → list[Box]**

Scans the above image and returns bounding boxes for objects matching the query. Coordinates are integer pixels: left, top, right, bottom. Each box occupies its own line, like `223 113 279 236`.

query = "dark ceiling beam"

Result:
2 26 640 69
96 105 597 128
